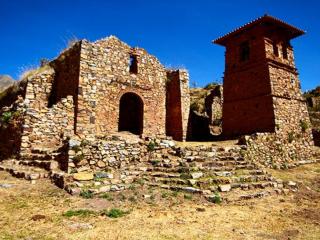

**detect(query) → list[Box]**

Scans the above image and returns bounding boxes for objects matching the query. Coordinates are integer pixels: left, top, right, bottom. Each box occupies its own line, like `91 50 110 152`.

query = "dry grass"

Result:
174 139 238 148
0 163 320 240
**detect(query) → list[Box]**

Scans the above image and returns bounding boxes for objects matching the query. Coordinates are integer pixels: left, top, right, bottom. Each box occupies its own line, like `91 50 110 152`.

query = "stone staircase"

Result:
0 147 65 182
0 159 50 181
0 139 302 203
142 144 286 202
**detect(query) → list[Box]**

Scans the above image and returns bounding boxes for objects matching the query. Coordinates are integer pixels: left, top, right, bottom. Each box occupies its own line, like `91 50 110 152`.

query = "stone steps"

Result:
17 159 59 171
0 160 49 181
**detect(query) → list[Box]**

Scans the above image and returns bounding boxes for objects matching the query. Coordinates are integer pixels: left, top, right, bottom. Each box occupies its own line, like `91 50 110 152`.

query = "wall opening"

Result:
282 43 288 59
273 42 279 57
129 55 138 74
240 41 250 62
118 92 143 135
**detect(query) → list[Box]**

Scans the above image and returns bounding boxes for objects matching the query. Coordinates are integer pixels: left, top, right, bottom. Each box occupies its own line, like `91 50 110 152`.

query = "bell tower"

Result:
213 15 308 137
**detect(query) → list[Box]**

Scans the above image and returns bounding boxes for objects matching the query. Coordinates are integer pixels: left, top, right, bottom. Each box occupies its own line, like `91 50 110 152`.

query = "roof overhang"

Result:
213 15 305 46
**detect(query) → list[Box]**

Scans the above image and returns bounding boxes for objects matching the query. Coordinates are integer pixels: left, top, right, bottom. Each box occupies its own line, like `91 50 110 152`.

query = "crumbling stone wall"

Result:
49 43 81 107
20 68 74 157
67 136 148 174
166 69 190 141
244 98 314 167
205 85 223 135
76 37 167 138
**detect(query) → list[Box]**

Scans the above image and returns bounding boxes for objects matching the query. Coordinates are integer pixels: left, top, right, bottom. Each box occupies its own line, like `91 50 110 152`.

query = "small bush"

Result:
147 141 156 152
80 190 93 199
99 193 114 201
171 191 179 197
150 159 160 165
161 192 169 198
102 208 129 218
128 196 137 203
210 192 222 204
204 82 219 90
128 184 136 190
80 139 90 147
135 178 145 186
184 194 192 200
180 173 190 179
300 120 309 132
71 145 81 152
73 154 84 163
1 111 12 124
63 209 96 218
288 131 295 143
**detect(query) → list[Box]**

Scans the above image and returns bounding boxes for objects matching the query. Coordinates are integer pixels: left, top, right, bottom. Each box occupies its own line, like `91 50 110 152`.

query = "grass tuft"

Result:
63 209 96 218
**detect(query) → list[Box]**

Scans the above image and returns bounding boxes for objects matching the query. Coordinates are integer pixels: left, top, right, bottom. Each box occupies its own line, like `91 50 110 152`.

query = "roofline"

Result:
213 15 306 46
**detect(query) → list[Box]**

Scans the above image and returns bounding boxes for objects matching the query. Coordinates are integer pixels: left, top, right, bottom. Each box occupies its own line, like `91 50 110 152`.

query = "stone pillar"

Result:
166 69 190 141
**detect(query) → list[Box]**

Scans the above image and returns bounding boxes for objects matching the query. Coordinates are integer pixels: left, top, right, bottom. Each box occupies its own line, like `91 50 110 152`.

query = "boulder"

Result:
73 172 94 181
219 184 231 192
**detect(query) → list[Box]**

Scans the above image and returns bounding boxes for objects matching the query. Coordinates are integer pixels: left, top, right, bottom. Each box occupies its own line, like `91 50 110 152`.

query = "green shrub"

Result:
63 209 96 218
102 208 129 218
184 194 192 200
210 192 222 204
128 184 136 190
99 193 114 201
128 196 137 203
1 111 12 124
180 173 190 179
171 191 179 197
161 192 169 198
73 154 84 163
147 141 156 152
288 131 295 143
204 82 219 90
80 139 90 147
71 145 81 152
80 190 93 199
135 178 145 186
300 120 309 132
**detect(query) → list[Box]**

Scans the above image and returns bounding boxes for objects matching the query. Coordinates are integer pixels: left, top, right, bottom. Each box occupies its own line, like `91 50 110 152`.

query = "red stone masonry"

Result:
213 15 311 138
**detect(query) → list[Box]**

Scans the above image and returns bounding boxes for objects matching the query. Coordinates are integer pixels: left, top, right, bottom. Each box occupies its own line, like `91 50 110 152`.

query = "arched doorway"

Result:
118 92 144 135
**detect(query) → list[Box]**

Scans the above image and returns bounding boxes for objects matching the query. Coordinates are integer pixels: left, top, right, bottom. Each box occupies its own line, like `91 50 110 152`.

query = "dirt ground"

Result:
0 163 319 240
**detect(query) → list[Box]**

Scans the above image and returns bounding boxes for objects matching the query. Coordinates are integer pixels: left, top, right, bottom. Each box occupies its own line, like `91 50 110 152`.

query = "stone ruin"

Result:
0 15 319 201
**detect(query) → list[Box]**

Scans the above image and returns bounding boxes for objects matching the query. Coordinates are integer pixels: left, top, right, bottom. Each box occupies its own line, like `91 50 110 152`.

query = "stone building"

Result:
0 36 190 160
0 15 316 176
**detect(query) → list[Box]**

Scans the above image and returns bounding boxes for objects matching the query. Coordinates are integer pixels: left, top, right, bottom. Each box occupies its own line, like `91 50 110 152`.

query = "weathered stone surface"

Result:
73 172 94 181
190 172 203 179
219 184 231 192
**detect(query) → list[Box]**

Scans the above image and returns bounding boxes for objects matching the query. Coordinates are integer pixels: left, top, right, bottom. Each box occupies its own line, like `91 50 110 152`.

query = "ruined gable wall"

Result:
76 37 167 138
49 42 81 107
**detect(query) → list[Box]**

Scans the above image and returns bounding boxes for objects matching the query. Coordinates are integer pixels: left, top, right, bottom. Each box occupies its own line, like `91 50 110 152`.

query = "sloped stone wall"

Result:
244 98 314 168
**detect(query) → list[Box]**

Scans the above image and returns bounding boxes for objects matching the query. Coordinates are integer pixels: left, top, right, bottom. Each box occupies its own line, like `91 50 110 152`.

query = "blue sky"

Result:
1 0 319 90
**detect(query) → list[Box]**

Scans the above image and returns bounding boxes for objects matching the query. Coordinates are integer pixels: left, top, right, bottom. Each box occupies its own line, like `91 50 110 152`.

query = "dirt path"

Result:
0 163 319 240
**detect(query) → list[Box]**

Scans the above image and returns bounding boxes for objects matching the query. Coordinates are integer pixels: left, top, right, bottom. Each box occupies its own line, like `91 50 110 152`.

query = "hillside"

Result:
0 75 14 92
304 86 320 130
